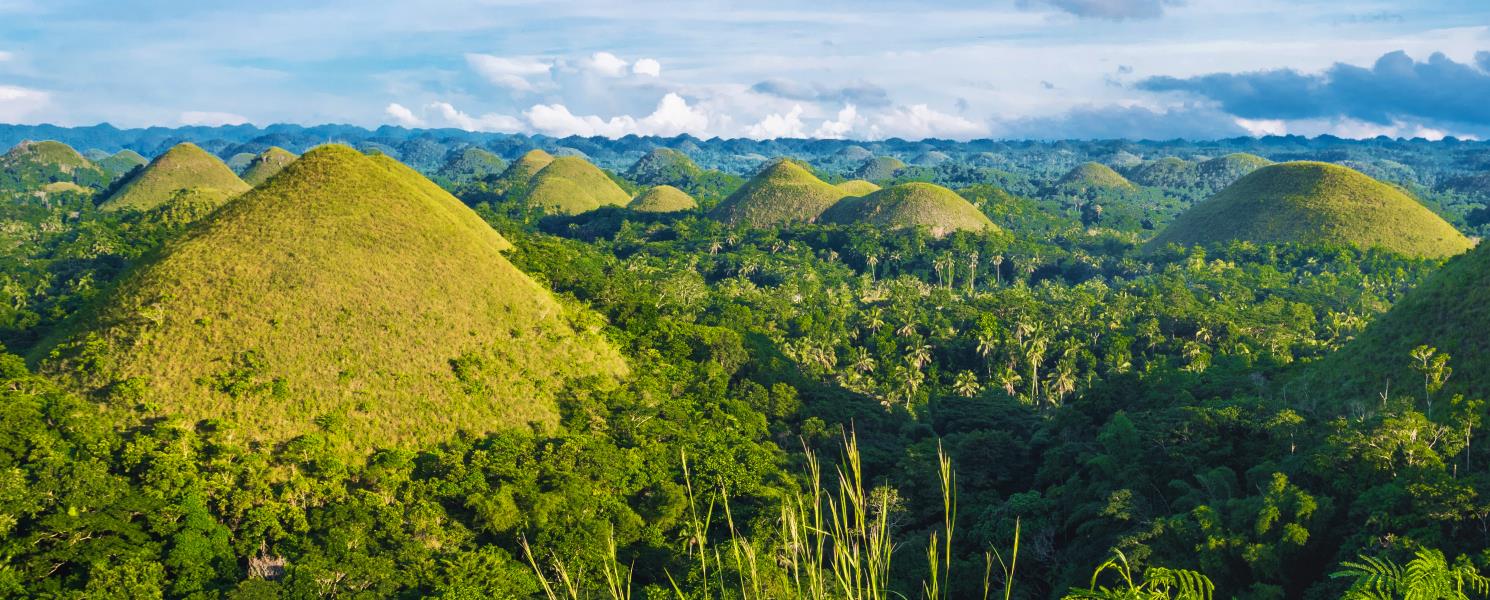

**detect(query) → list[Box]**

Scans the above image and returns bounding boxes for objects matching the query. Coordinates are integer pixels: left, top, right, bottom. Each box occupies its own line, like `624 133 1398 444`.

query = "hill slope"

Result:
38 145 624 454
99 143 249 212
836 180 881 196
521 156 632 214
1196 153 1271 190
239 147 298 186
629 185 698 212
626 148 702 187
853 156 907 181
96 150 149 180
820 182 995 236
1053 162 1137 193
1149 162 1472 258
0 140 109 189
709 159 845 227
436 147 507 184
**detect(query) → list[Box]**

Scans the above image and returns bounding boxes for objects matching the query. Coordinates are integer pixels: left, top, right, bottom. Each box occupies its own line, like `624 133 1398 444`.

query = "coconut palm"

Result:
850 347 877 374
952 371 981 397
996 365 1023 398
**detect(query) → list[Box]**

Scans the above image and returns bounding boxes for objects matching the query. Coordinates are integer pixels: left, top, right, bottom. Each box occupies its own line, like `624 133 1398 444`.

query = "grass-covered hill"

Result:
835 179 881 196
709 159 846 227
1149 161 1473 258
626 148 702 187
820 181 996 236
36 145 625 454
1125 157 1196 188
435 146 507 184
95 149 148 180
629 184 698 213
911 150 952 167
520 156 632 215
225 152 256 173
1196 152 1272 190
1052 161 1138 193
489 148 554 197
1307 240 1490 402
853 156 907 181
0 140 109 190
239 147 297 187
98 143 249 212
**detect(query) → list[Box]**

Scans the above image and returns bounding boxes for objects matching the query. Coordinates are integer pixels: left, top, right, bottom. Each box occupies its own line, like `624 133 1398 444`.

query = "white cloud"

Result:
384 102 424 127
427 101 522 132
178 110 249 126
812 104 861 139
868 104 984 139
747 105 808 138
523 92 710 137
632 58 661 77
0 84 48 122
466 53 551 92
1234 117 1287 137
636 93 709 136
585 51 630 77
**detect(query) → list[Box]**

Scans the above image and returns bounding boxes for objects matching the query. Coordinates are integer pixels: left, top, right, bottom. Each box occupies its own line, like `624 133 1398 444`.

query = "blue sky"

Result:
0 0 1487 140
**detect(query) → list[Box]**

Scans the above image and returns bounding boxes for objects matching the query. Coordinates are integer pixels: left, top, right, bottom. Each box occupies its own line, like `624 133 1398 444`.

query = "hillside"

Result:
435 146 507 183
96 149 148 179
520 156 632 214
1053 161 1137 193
626 147 702 187
1307 241 1490 402
0 140 109 189
239 147 298 186
490 148 554 196
853 156 907 181
1196 152 1271 190
1149 161 1473 258
98 142 249 212
37 145 625 454
709 159 846 227
836 180 881 196
1126 157 1196 188
629 185 698 213
820 182 995 236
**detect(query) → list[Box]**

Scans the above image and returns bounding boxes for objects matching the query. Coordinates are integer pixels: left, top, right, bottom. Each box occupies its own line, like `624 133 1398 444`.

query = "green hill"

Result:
709 159 846 227
836 180 881 196
1149 161 1472 258
1053 162 1137 193
490 149 554 197
96 150 149 180
1309 241 1490 402
37 145 625 455
436 147 507 184
820 182 995 236
1196 153 1271 190
836 145 873 161
226 152 257 173
520 156 632 215
626 148 702 187
853 156 907 181
0 140 109 190
239 147 298 186
1126 157 1196 188
911 151 952 167
629 185 698 213
99 143 249 212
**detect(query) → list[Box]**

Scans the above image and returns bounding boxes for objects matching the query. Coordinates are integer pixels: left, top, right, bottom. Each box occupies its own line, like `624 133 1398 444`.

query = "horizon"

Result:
1 0 1488 141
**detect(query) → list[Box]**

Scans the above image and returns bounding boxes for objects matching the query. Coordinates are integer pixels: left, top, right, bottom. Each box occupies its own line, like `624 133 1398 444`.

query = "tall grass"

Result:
524 432 1020 599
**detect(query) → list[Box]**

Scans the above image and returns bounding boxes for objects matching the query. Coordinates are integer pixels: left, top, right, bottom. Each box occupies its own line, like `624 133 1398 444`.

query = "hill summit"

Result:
520 156 632 214
0 140 109 189
709 159 845 227
239 147 298 186
821 182 995 236
629 185 697 213
38 145 625 454
626 148 702 187
99 143 249 212
1053 162 1137 193
1149 161 1472 258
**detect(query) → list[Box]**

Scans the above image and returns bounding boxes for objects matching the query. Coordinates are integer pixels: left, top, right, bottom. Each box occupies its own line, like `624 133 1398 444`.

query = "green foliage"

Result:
854 156 908 181
1333 549 1490 600
629 184 698 213
238 147 297 186
521 156 633 215
820 182 997 236
99 143 249 212
710 159 847 227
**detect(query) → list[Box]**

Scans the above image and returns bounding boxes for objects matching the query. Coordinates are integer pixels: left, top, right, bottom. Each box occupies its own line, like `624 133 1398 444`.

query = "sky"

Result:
0 0 1488 141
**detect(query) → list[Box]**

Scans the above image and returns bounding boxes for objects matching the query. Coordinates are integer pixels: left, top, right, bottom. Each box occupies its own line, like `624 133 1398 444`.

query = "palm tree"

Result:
952 371 981 397
907 344 933 371
866 254 880 281
850 347 877 374
996 365 1023 398
708 240 723 255
992 254 1004 286
966 251 980 293
1048 363 1077 409
1333 548 1490 600
862 308 886 334
1022 336 1047 405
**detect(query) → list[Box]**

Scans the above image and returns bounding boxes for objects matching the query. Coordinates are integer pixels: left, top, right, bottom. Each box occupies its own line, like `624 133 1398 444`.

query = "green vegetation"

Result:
1126 157 1196 188
520 156 633 214
1150 161 1473 258
855 156 908 181
98 142 249 212
95 148 148 179
820 181 997 236
435 146 508 184
836 179 882 196
39 145 625 454
628 184 698 213
0 140 109 190
710 158 846 227
1196 152 1271 191
238 146 297 186
626 147 701 186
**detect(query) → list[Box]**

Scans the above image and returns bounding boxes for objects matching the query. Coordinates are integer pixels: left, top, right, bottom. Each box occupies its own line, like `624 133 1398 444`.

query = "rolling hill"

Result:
1149 161 1472 258
239 147 298 186
709 159 846 227
853 156 907 181
820 182 995 236
96 149 149 180
626 148 701 187
520 156 632 214
629 185 698 213
98 143 249 212
37 145 625 454
435 146 507 184
1053 162 1137 193
490 148 554 196
0 140 109 189
1126 157 1196 188
1196 153 1271 190
836 180 881 196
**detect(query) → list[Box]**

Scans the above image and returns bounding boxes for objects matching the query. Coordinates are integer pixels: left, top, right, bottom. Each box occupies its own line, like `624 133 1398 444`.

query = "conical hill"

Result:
99 143 249 212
